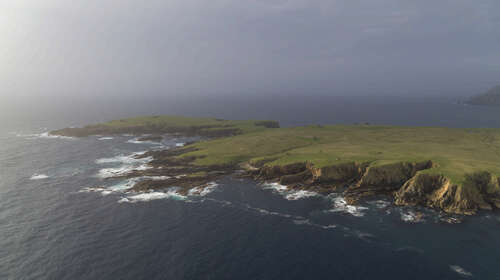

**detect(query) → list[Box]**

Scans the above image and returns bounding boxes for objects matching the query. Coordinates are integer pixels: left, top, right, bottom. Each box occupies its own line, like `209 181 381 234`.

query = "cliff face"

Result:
254 160 500 215
395 172 500 215
344 161 433 203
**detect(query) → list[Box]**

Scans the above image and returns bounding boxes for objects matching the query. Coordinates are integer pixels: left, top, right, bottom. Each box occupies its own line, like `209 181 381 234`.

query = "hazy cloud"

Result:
1 0 499 99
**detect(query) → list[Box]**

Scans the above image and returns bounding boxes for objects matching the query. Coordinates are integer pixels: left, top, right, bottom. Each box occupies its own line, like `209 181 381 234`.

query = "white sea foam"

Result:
97 164 152 178
30 173 49 180
328 195 368 217
400 210 424 223
81 176 172 197
261 182 319 201
98 137 114 140
95 151 150 164
127 138 159 145
38 132 75 140
449 265 472 277
17 132 75 140
188 182 219 196
96 151 153 178
285 190 319 200
262 182 288 192
119 190 187 203
79 187 107 193
367 200 391 209
176 142 185 147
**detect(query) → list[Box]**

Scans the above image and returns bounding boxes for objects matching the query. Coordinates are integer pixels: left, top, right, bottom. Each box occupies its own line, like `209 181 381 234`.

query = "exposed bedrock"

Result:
344 161 433 204
395 172 500 215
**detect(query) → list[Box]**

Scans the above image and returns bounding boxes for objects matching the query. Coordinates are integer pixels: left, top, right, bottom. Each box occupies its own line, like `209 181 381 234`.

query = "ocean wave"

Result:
400 210 425 223
119 190 187 203
127 138 160 145
284 190 319 200
261 182 319 201
98 137 114 140
262 182 288 192
95 151 149 164
187 182 219 196
449 265 472 277
81 176 173 197
30 173 49 180
328 195 368 217
176 142 185 147
367 199 391 209
16 132 75 140
96 151 153 178
79 187 107 193
97 164 152 178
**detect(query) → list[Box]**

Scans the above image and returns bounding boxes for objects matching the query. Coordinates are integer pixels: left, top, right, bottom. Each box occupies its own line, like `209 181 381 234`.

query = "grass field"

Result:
181 124 500 185
53 115 500 187
51 115 279 137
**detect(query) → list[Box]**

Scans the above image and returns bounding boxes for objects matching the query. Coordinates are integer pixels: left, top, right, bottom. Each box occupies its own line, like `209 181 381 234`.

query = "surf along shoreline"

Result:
51 115 500 218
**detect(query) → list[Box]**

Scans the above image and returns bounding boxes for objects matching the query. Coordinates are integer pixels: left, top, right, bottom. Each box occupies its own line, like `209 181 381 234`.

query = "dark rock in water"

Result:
137 135 163 142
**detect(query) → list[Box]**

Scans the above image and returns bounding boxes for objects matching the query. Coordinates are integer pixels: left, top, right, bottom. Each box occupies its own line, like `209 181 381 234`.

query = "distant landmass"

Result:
467 85 500 106
51 115 500 219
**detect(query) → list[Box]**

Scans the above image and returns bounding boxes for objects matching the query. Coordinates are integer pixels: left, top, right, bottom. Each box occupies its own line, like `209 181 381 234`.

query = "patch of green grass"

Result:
181 124 500 186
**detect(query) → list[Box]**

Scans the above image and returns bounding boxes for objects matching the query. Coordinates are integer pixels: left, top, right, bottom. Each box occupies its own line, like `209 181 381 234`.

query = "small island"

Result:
467 85 500 106
51 115 500 216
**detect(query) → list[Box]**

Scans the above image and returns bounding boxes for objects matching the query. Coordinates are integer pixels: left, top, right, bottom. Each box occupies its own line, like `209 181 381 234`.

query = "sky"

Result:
1 0 500 102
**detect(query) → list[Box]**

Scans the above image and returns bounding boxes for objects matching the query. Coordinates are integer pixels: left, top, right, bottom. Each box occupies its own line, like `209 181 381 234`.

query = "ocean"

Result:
1 95 500 279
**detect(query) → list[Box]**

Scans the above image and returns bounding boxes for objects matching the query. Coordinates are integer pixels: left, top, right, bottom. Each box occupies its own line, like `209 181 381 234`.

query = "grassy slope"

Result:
182 125 500 185
51 115 275 136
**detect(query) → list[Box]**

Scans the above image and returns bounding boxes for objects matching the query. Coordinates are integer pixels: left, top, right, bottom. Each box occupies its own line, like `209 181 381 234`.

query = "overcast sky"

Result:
2 0 500 101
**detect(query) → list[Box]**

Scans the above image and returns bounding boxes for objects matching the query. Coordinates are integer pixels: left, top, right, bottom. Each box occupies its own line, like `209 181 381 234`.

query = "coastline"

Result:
51 115 500 218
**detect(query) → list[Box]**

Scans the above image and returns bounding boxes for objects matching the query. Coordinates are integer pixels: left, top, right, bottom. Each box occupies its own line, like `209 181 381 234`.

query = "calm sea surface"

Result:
1 96 500 279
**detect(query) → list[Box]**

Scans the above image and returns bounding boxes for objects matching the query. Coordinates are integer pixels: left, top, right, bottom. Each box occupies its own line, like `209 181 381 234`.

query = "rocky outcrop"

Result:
252 160 500 215
258 162 308 180
309 162 368 185
344 161 433 203
395 172 500 215
137 135 163 142
50 124 243 138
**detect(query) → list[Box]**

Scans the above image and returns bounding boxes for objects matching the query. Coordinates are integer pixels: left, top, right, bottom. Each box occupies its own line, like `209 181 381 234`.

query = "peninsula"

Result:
467 85 500 106
51 115 500 215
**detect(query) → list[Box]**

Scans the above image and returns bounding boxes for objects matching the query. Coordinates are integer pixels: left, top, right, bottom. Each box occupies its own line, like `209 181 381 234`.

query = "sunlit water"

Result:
2 96 500 279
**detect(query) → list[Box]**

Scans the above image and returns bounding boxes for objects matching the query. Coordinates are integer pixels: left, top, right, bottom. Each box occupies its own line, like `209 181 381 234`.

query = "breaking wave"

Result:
118 190 187 203
95 151 149 164
187 182 219 196
449 265 472 277
30 173 49 180
284 190 319 200
261 182 319 201
95 151 152 178
17 132 75 140
400 210 425 223
127 138 160 145
97 164 151 179
98 137 114 140
327 195 368 217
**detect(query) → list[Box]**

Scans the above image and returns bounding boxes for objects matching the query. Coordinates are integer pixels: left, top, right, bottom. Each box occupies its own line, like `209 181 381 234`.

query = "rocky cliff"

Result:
253 161 500 215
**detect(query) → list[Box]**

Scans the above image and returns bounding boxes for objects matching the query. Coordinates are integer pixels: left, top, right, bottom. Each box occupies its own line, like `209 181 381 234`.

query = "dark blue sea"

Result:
2 96 500 279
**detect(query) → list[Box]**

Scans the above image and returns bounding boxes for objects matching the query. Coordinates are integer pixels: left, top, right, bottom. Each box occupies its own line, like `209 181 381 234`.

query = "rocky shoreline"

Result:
115 143 500 217
51 115 500 218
